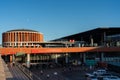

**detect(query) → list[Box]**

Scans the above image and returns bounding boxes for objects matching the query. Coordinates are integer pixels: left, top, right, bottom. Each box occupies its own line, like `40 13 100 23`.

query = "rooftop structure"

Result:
52 27 120 47
6 29 39 32
2 29 44 48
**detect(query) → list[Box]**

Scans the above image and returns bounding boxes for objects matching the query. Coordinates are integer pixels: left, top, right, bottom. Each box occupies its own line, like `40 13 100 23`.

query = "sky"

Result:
0 0 120 43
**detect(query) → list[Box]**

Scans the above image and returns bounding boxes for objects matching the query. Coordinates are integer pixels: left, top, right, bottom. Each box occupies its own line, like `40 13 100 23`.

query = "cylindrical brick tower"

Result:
2 29 44 48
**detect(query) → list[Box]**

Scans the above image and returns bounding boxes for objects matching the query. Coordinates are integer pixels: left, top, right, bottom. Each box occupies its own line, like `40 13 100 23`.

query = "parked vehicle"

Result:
100 73 112 77
87 75 98 80
93 69 106 76
85 73 94 77
103 76 120 80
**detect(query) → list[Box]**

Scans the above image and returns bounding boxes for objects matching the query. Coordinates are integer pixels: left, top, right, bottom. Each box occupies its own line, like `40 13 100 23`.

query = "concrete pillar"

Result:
103 32 106 41
79 53 82 62
65 53 68 64
101 53 104 62
12 54 15 63
83 53 86 63
91 38 94 46
5 55 8 62
55 54 58 64
101 32 106 46
27 53 30 68
10 55 12 63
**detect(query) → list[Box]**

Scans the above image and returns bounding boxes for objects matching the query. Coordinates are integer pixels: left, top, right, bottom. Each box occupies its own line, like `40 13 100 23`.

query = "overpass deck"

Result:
0 47 120 55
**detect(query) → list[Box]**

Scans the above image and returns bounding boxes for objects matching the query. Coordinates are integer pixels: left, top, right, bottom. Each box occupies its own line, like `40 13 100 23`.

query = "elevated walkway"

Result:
1 47 120 55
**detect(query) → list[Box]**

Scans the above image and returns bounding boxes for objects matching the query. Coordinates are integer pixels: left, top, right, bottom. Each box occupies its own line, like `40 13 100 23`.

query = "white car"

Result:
103 76 120 80
93 69 106 76
87 75 98 80
100 73 112 77
85 73 94 77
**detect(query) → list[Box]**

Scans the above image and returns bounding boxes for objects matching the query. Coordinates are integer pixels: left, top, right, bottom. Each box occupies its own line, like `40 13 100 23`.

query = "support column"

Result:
80 53 82 61
83 53 86 64
101 32 106 46
101 53 104 62
91 37 94 46
103 32 106 46
65 53 68 64
9 55 15 63
27 53 30 68
12 54 15 63
10 55 12 63
55 54 58 64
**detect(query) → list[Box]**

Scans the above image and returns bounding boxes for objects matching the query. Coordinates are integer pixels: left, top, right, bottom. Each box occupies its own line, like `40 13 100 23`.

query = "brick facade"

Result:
2 29 43 48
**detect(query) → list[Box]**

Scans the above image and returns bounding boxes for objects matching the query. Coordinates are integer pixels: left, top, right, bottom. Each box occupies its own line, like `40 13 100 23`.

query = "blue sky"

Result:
0 0 120 43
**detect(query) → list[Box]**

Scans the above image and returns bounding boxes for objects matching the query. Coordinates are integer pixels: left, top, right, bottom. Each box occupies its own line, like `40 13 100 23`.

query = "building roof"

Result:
52 27 120 43
6 29 39 32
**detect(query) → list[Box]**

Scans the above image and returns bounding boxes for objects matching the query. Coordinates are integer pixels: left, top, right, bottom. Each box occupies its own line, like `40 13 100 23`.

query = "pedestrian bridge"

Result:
0 47 120 55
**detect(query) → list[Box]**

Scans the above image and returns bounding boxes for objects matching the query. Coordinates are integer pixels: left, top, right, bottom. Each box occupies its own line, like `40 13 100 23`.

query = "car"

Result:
93 69 106 76
103 76 120 80
100 73 112 77
85 73 94 77
87 75 98 80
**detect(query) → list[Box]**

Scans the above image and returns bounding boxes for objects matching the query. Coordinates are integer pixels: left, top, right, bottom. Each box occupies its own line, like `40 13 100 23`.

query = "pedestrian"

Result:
40 70 43 75
47 74 50 78
54 72 58 75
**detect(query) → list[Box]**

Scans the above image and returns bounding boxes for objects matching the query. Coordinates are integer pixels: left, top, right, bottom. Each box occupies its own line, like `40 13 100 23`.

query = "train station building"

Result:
1 27 120 69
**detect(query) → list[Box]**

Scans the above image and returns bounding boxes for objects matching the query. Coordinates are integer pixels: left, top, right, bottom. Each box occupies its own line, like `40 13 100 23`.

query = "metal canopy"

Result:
52 27 120 43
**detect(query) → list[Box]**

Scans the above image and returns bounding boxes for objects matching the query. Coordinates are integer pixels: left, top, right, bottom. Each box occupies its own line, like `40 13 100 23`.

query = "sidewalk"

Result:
3 63 13 80
0 55 14 80
0 55 6 80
